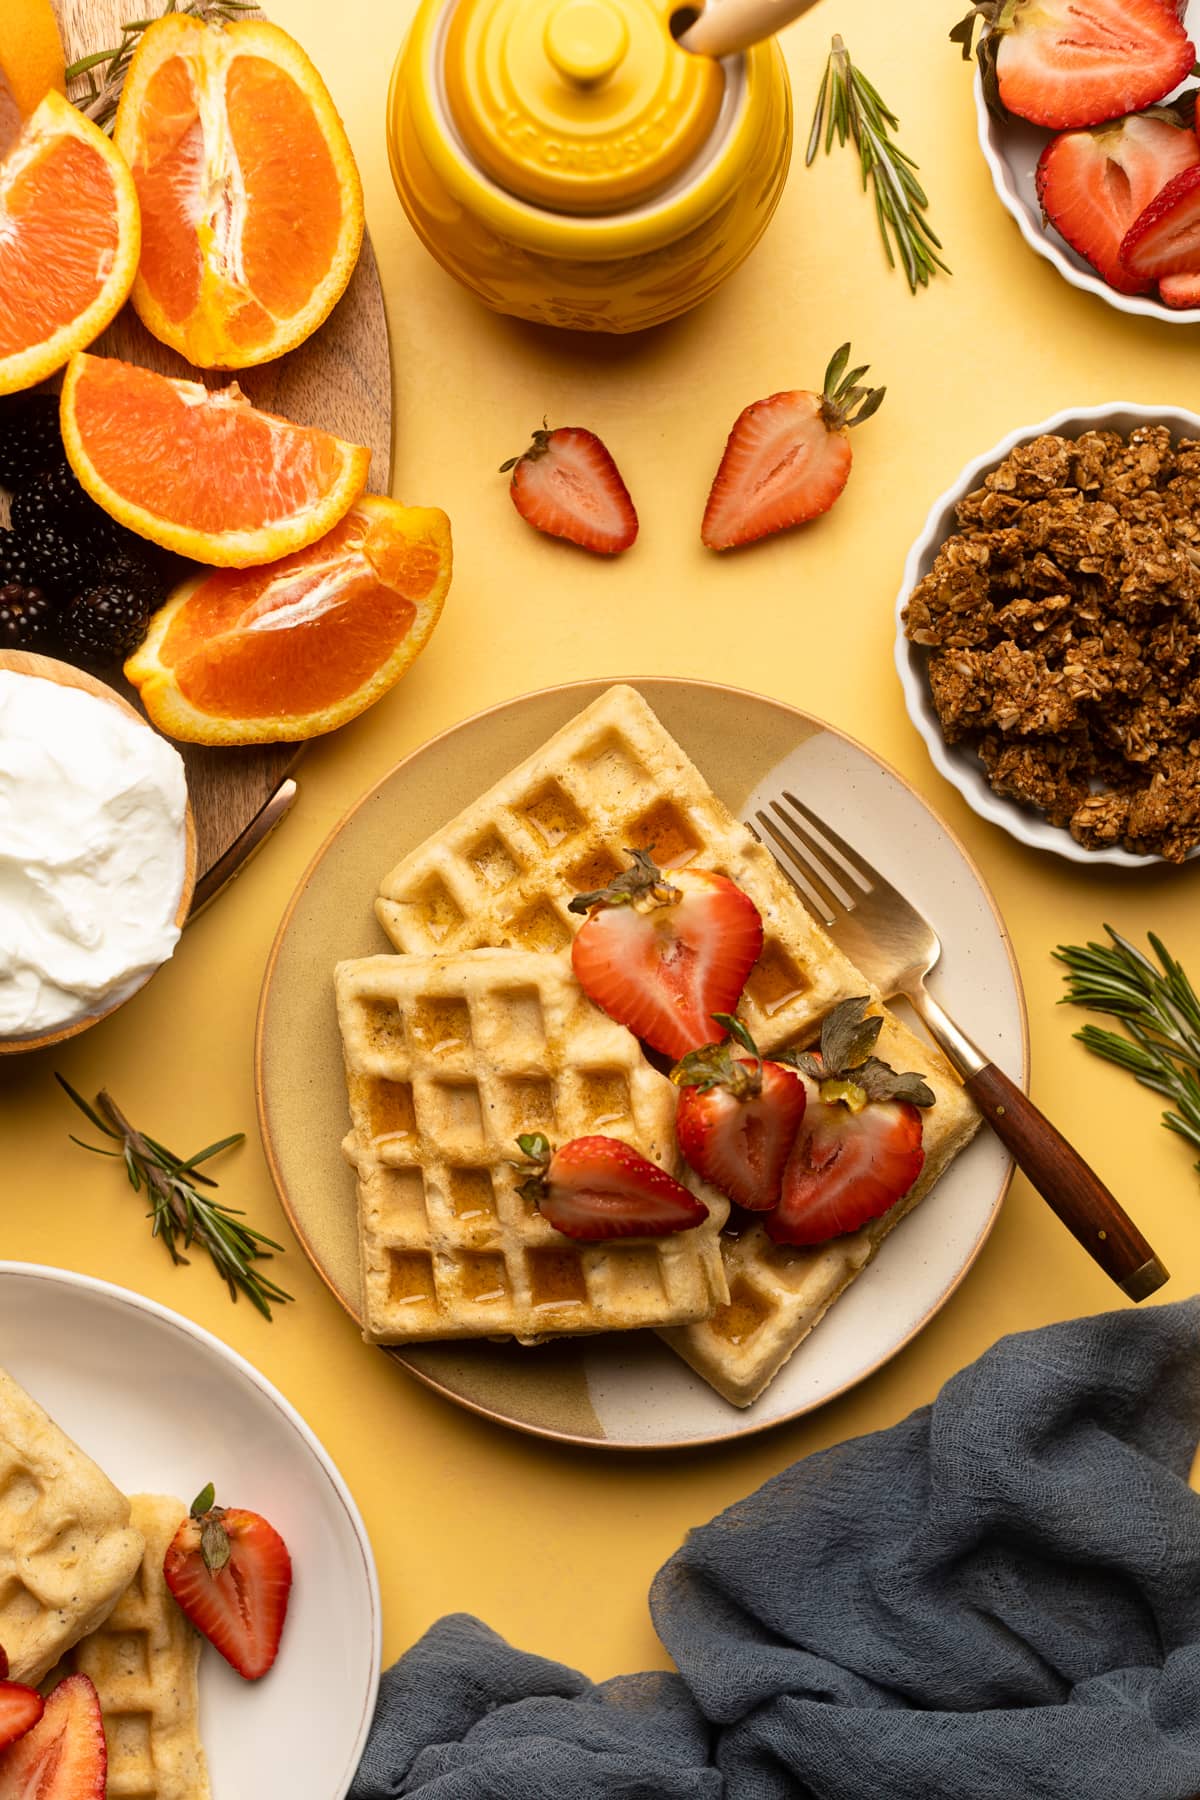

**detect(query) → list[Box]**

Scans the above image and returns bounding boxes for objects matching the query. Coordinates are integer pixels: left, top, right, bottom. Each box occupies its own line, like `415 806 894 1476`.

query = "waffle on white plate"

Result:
0 1364 145 1686
368 683 982 1404
336 948 729 1345
67 1494 210 1800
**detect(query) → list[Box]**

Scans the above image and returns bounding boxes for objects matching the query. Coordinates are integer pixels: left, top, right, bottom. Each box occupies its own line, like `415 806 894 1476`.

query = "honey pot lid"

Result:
442 0 726 213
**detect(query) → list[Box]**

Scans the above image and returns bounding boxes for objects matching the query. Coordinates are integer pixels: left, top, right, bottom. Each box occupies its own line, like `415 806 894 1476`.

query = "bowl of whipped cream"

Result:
0 652 195 1052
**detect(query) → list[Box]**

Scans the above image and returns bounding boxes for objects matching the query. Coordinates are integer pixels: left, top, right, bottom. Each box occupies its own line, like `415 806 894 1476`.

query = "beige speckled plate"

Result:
256 679 1027 1449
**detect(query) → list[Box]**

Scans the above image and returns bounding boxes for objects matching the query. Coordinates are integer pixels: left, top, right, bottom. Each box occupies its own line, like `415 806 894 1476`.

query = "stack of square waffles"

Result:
336 684 980 1408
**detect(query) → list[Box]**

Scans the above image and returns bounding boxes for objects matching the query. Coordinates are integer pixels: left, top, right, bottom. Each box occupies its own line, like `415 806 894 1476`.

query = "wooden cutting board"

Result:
50 0 393 902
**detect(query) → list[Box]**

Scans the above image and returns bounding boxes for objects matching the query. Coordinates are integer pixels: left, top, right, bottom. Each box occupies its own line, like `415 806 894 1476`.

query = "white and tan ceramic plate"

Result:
256 679 1027 1450
0 1263 381 1799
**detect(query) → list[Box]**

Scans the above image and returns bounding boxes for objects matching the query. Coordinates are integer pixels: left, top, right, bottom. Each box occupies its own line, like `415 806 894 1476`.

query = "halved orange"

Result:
0 0 65 157
113 15 364 370
125 496 452 744
0 93 139 395
60 352 371 567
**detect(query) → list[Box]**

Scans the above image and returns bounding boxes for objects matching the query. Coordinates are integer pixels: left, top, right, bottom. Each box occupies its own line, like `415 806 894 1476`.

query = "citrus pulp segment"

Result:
125 495 452 743
0 0 65 157
60 353 371 567
113 15 364 370
0 93 140 395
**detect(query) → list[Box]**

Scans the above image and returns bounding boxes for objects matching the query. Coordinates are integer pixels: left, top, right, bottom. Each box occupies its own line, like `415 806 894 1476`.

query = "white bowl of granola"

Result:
895 403 1200 868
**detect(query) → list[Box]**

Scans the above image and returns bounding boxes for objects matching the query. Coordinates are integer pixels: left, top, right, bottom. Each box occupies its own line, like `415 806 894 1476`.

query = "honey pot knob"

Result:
676 0 823 58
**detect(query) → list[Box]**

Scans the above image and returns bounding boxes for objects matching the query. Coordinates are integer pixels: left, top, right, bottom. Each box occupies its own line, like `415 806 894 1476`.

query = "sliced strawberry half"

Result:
0 1682 43 1755
701 344 884 551
1159 268 1200 304
1121 162 1200 277
962 0 1195 129
1036 111 1200 294
569 848 763 1062
768 998 935 1248
164 1484 293 1682
501 424 638 555
0 1675 104 1799
517 1134 709 1241
672 1015 806 1211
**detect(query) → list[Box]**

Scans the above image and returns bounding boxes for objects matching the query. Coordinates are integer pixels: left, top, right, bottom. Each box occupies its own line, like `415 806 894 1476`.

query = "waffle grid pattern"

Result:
375 684 868 1053
661 1013 982 1406
337 950 729 1344
0 1366 145 1686
69 1494 210 1800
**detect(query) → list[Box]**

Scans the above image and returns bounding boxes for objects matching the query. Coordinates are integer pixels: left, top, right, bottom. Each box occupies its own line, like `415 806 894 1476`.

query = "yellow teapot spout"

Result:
676 0 823 58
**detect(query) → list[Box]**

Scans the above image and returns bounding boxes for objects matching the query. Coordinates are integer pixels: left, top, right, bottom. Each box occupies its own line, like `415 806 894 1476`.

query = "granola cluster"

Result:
903 427 1200 861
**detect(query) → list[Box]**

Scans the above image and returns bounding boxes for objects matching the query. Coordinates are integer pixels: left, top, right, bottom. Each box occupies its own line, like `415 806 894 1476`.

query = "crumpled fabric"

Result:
351 1299 1200 1799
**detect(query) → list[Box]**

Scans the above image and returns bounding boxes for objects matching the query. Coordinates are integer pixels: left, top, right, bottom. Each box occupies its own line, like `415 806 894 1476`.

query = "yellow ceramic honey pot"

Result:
387 0 819 333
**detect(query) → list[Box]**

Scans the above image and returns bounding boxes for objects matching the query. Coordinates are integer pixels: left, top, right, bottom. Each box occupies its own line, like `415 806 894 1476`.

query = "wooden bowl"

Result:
0 650 197 1055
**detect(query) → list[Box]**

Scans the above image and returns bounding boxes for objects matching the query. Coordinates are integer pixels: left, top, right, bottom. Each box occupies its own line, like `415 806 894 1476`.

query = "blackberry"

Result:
0 393 63 486
0 530 43 588
9 461 109 543
19 526 96 601
0 583 56 650
57 581 153 665
103 550 170 610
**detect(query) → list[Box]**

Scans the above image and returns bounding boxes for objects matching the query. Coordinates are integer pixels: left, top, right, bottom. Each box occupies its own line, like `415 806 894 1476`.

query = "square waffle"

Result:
0 1364 145 1686
68 1494 210 1800
336 948 729 1344
375 682 867 1054
660 1011 982 1407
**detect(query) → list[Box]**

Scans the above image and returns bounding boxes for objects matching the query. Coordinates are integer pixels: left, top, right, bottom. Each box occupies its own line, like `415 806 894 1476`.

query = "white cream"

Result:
0 671 188 1039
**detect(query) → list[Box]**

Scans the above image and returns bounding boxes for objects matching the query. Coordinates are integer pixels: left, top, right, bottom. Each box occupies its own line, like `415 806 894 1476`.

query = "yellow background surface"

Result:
5 0 1200 1684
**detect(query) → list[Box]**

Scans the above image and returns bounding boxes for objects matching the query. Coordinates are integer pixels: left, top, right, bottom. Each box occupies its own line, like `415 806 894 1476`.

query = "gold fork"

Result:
751 790 1168 1302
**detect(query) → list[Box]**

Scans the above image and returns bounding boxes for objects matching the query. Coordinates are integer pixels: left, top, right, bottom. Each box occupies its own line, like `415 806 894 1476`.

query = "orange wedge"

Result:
125 496 452 744
0 93 140 395
0 0 65 157
114 15 364 370
60 353 371 567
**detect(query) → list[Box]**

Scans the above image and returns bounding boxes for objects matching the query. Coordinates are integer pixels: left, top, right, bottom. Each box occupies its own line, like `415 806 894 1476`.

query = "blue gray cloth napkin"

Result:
351 1299 1200 1799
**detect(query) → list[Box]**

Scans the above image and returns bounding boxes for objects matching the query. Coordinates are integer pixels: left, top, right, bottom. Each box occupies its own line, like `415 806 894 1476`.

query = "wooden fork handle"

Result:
962 1062 1167 1301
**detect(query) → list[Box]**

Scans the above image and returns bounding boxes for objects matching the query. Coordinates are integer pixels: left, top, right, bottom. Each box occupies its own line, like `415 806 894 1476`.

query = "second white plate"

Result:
0 1263 381 1800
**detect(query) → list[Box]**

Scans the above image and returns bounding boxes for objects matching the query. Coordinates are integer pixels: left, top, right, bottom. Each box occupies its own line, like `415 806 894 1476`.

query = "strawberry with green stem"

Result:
701 345 885 551
672 1015 806 1211
769 997 935 1247
516 1134 708 1241
568 848 764 1062
163 1484 292 1682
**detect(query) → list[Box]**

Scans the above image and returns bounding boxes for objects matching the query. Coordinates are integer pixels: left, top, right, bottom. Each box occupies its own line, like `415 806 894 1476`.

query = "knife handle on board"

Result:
911 988 1168 1302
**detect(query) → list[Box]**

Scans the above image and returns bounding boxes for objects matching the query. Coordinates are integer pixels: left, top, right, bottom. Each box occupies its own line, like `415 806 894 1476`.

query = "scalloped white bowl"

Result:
975 34 1200 324
895 402 1200 869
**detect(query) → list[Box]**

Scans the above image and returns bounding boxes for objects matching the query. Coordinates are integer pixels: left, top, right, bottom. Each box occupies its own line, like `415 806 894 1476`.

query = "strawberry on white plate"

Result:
0 1674 104 1798
700 345 884 552
1121 161 1200 279
768 998 935 1248
960 0 1194 129
516 1133 709 1241
568 848 764 1062
500 424 637 555
164 1484 293 1682
672 1015 806 1212
0 1677 42 1757
1036 108 1200 295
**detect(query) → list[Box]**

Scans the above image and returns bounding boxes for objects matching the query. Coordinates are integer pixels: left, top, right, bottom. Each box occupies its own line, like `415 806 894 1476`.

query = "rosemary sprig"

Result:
65 0 259 130
1054 928 1200 1172
806 35 950 294
57 1075 292 1319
